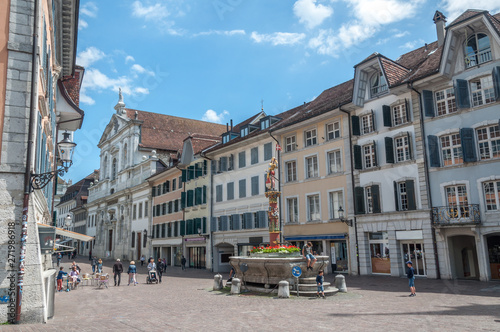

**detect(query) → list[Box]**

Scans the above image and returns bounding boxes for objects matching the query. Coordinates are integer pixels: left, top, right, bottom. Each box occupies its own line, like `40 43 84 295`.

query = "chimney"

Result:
230 119 233 132
226 123 229 132
433 10 447 47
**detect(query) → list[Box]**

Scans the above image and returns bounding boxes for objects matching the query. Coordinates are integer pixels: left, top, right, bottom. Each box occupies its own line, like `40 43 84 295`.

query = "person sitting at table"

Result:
69 266 80 289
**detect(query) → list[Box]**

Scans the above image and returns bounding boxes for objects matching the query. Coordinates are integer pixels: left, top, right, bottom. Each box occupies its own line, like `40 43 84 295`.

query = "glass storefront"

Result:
330 241 348 272
401 242 426 276
369 232 390 274
188 246 206 269
487 235 500 280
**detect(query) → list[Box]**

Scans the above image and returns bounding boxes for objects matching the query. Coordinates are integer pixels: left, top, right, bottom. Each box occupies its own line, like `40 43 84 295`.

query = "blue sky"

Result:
67 0 500 181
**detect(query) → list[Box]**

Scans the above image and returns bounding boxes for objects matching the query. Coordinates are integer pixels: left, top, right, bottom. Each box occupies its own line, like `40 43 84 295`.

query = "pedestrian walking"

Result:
407 261 416 297
157 258 165 283
113 259 123 286
97 258 103 273
140 255 145 267
91 256 97 274
56 252 62 267
181 256 186 270
127 261 138 286
89 250 92 261
162 258 167 273
302 242 317 271
56 267 67 292
316 270 325 299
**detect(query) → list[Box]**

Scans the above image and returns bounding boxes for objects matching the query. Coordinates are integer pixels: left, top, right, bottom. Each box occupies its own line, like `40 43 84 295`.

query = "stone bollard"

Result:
278 280 290 298
230 278 241 295
213 274 223 290
334 274 347 293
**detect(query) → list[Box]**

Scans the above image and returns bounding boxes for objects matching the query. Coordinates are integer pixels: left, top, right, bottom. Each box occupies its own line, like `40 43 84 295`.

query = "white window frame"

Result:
286 196 299 224
470 75 495 107
305 154 319 179
392 104 407 127
361 113 374 135
476 124 500 160
396 181 409 211
304 129 317 147
328 189 344 220
285 160 297 182
306 193 321 222
326 149 342 175
435 87 457 116
326 121 340 140
395 135 410 162
365 186 374 213
440 133 463 166
363 143 376 168
482 180 500 211
285 135 296 152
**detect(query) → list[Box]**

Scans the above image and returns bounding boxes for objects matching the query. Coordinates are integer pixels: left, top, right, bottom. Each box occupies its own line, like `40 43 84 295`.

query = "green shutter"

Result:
203 185 207 204
406 180 416 211
460 128 477 162
181 169 186 182
422 90 435 117
180 220 186 236
354 145 362 169
372 185 381 213
428 135 441 167
385 137 394 163
383 105 392 127
394 181 399 211
354 187 365 215
352 115 360 135
455 79 470 109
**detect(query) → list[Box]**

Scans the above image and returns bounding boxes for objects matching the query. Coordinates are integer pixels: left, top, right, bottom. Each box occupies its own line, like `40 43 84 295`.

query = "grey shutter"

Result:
354 145 362 169
385 137 394 163
239 179 246 198
407 132 413 160
227 182 234 200
251 176 259 196
231 214 241 230
203 160 208 175
264 142 272 160
455 79 470 109
211 160 216 174
258 211 268 228
216 185 222 202
373 140 378 166
405 99 410 123
352 116 360 136
244 212 253 229
406 180 416 211
238 151 246 168
493 66 500 101
355 70 367 106
394 181 399 211
460 128 477 162
251 147 258 164
354 187 365 215
372 185 381 213
371 109 376 131
383 105 392 127
422 90 435 117
220 157 228 172
228 154 234 170
220 216 228 231
211 217 217 232
428 135 441 167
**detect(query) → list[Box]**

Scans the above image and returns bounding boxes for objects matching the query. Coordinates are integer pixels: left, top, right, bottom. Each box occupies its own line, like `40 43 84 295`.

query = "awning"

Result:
37 223 94 242
284 234 347 241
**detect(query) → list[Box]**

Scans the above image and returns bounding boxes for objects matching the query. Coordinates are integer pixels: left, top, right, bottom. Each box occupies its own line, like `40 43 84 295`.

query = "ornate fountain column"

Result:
265 157 281 245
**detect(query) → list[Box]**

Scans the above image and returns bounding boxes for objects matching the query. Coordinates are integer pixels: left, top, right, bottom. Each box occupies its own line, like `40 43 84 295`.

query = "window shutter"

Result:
422 90 435 117
264 142 272 160
195 187 202 205
187 190 194 207
244 212 253 229
202 185 207 204
407 132 413 160
405 99 410 123
227 182 234 200
493 66 500 101
203 160 208 175
371 109 376 131
353 145 362 169
221 216 228 231
382 105 392 127
385 137 394 163
166 180 170 192
251 147 258 164
258 211 268 228
231 214 241 230
393 181 399 211
355 70 367 107
211 160 217 174
202 217 207 233
352 115 360 136
196 163 203 177
354 187 365 215
180 220 185 236
211 217 217 232
428 135 441 167
220 157 228 171
180 192 186 209
152 187 156 197
251 176 259 196
182 169 186 182
239 179 246 198
460 128 477 162
372 185 381 213
373 140 378 166
228 155 234 170
455 79 470 109
406 179 416 210
239 151 246 168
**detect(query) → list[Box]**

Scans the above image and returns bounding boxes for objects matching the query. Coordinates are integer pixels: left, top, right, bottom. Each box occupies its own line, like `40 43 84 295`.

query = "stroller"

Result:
146 269 159 284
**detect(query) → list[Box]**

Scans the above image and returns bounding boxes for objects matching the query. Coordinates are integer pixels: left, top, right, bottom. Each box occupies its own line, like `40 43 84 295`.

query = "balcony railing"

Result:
431 204 481 226
465 48 492 68
370 84 388 98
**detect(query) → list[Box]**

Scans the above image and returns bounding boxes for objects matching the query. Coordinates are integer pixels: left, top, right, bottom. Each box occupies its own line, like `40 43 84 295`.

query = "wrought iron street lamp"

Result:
338 206 353 227
30 132 77 190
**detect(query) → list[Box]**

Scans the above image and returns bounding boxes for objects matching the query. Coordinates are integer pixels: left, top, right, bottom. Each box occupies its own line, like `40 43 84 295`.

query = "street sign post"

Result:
292 266 302 297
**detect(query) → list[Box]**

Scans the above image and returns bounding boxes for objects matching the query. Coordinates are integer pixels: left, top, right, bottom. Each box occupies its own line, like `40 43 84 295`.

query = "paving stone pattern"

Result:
3 257 500 331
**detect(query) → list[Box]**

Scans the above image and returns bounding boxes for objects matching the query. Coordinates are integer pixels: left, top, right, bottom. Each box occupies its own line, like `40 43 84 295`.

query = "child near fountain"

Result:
316 270 325 299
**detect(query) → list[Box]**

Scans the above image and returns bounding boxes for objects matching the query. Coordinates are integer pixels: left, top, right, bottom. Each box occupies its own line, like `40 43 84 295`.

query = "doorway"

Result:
108 230 113 252
448 235 479 279
189 247 206 269
401 242 426 276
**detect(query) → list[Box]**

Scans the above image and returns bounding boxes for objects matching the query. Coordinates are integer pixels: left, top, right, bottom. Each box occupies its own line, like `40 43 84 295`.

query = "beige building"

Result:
272 81 356 274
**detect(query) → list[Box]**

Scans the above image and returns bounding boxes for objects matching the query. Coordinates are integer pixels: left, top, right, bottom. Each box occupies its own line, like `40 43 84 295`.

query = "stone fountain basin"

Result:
229 255 329 286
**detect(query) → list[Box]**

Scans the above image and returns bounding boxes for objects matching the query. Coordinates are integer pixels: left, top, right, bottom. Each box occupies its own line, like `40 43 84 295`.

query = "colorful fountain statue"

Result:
265 156 280 245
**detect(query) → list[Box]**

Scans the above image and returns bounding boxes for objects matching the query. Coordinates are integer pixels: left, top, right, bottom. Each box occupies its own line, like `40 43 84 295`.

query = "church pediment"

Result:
98 114 132 146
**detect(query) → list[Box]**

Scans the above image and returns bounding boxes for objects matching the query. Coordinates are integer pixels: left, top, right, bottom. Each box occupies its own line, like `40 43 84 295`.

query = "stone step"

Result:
299 277 321 284
290 287 339 297
297 282 331 291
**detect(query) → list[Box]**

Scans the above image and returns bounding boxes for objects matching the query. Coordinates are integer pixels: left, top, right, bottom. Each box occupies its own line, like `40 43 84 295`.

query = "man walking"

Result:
113 259 123 286
91 256 97 274
56 252 62 267
181 256 186 270
157 258 165 283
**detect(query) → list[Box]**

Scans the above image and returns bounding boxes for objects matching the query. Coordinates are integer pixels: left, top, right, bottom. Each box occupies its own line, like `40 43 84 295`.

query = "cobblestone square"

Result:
3 257 500 331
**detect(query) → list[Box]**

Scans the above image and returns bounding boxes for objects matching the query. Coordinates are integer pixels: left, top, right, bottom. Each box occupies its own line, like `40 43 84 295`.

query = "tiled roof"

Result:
57 171 99 208
61 67 84 107
232 111 265 133
487 12 500 36
124 109 227 152
447 9 486 28
380 57 410 87
187 134 222 154
355 52 380 67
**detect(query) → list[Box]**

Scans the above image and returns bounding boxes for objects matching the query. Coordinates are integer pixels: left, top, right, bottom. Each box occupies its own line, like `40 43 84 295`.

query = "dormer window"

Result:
465 33 491 68
260 116 281 130
370 72 387 98
222 132 240 144
240 124 259 138
241 127 249 137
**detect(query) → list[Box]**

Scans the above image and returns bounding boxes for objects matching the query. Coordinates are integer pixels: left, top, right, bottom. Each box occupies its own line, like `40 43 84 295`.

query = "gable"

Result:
353 56 388 107
98 114 133 146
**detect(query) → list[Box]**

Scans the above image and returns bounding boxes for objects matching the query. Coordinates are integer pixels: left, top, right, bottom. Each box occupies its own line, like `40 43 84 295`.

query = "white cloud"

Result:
134 87 150 94
131 1 169 21
440 0 500 21
400 39 425 49
80 93 95 105
251 32 306 46
394 31 410 38
293 0 333 29
125 55 135 63
76 46 105 67
78 18 88 30
202 109 229 124
194 30 246 37
80 2 98 18
131 64 155 76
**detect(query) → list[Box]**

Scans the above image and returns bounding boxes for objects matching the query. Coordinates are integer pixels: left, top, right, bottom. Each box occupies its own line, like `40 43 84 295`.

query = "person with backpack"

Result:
127 261 138 286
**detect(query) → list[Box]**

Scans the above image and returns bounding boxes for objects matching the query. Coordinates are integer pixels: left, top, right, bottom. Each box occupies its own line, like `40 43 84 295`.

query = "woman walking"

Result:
128 260 138 286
